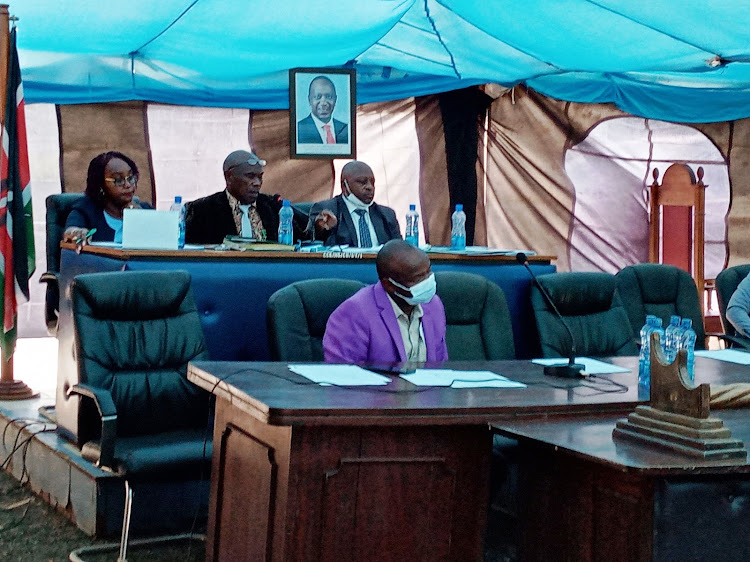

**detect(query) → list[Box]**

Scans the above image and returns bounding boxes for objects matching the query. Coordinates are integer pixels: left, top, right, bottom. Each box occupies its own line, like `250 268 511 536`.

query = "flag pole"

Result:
0 3 35 400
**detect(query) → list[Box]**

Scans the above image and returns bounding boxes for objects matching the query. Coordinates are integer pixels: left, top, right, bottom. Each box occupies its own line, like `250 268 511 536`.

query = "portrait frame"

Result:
289 67 356 159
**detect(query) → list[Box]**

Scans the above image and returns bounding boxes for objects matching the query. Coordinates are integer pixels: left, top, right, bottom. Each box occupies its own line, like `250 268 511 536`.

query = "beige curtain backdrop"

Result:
58 101 154 206
482 88 750 271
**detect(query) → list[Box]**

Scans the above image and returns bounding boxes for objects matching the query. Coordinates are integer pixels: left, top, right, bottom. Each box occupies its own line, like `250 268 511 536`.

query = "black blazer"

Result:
297 115 348 144
185 191 308 245
65 195 152 242
306 195 402 247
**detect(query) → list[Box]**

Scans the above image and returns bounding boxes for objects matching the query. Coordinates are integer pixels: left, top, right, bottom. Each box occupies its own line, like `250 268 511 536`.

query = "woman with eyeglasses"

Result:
63 151 152 244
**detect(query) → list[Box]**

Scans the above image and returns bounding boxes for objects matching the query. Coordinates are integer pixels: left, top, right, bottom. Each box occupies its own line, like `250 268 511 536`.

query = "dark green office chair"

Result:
435 271 515 360
716 264 750 349
40 192 84 335
267 278 366 361
616 263 706 349
68 270 211 561
532 271 638 358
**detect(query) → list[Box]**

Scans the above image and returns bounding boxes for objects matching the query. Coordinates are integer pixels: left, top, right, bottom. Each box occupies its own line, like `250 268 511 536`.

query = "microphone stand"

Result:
517 253 585 378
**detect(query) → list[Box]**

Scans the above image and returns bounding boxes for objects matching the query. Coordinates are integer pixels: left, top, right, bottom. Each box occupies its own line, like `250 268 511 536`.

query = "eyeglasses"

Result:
226 157 266 172
104 174 138 188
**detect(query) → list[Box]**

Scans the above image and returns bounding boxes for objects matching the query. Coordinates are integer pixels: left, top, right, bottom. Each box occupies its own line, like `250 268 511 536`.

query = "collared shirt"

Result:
342 195 379 248
386 292 427 362
310 113 336 144
226 189 266 240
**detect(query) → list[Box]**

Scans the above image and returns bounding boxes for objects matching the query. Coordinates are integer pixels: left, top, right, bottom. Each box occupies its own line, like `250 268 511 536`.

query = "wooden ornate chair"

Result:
648 164 708 313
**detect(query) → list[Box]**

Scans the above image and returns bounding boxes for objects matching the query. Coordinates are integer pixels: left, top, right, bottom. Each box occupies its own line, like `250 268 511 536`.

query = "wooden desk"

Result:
187 359 645 561
494 409 750 562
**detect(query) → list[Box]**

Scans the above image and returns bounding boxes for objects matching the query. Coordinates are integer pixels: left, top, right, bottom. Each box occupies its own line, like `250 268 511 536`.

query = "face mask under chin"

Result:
344 191 373 210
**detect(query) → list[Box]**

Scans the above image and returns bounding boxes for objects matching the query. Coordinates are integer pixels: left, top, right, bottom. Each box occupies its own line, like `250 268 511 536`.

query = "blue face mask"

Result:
388 273 436 305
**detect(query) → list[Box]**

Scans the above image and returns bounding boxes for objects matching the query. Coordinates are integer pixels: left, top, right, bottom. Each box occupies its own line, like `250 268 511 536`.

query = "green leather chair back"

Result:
267 278 366 361
72 270 210 438
43 193 85 332
616 263 706 350
532 271 638 358
716 264 750 340
435 271 515 360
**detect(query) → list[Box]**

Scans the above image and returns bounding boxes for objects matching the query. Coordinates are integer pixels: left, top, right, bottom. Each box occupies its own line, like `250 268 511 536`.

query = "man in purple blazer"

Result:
324 240 449 364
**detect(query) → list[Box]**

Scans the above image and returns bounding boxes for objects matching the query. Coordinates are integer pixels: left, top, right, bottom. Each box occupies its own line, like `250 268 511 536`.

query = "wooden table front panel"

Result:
209 398 491 561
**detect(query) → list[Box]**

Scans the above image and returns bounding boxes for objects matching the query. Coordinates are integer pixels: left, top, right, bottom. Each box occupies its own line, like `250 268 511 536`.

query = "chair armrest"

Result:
39 271 58 285
67 383 117 470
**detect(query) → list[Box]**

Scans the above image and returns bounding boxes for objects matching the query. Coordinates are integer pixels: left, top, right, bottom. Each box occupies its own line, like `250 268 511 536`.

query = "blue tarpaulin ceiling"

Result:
14 0 750 122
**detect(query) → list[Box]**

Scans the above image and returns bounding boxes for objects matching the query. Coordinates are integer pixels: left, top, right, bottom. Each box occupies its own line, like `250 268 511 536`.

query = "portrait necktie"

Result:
355 209 372 247
323 123 335 144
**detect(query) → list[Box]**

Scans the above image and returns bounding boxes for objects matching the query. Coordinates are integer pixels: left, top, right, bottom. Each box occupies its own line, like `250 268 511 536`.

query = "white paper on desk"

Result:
695 349 750 365
122 209 178 249
401 369 526 388
532 357 631 374
288 364 390 386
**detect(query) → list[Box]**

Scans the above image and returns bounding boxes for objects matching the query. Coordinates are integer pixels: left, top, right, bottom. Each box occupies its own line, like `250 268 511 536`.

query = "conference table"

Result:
491 355 750 562
188 355 750 561
187 357 646 561
55 244 554 443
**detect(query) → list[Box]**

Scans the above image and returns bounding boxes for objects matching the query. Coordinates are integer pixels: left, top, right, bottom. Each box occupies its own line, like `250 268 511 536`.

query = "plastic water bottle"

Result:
278 199 294 245
639 315 663 391
664 315 682 362
169 196 186 249
405 204 419 246
680 318 697 382
451 204 466 251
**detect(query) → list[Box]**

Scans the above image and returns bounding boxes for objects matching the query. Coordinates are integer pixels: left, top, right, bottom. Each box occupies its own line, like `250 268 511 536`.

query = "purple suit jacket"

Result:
323 282 449 364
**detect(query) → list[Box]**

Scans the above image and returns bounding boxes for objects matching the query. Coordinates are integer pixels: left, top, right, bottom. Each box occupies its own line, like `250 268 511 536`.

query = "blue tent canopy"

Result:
14 0 750 122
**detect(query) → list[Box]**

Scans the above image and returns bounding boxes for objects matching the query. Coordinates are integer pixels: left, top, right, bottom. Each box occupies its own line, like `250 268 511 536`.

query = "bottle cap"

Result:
409 204 416 211
455 204 463 211
175 195 182 203
282 199 291 206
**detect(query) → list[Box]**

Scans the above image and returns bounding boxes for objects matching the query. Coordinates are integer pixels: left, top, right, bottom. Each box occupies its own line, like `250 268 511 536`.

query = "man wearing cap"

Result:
306 160 401 247
323 240 448 364
185 149 308 244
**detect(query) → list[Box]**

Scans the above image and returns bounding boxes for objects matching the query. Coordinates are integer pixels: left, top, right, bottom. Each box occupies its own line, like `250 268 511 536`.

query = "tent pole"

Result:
0 3 36 400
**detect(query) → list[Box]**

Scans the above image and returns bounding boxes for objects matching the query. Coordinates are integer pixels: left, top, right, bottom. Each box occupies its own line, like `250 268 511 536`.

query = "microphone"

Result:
516 252 585 378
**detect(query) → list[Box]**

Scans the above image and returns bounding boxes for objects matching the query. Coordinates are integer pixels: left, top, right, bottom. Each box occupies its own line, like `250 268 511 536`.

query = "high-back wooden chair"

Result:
648 164 707 311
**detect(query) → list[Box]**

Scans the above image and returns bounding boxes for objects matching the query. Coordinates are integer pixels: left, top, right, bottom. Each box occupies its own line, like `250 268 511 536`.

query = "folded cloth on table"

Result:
710 383 750 409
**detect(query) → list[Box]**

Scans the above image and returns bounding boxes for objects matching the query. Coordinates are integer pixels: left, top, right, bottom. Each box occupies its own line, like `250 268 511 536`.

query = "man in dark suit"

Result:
307 160 402 247
185 150 308 244
297 76 348 144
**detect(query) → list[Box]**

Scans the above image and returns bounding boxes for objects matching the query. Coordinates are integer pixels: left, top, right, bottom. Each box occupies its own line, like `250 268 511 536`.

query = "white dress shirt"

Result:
386 293 427 362
310 113 336 144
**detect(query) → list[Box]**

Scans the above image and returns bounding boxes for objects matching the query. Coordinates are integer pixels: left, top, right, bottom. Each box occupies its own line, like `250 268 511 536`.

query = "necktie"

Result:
323 123 335 144
248 206 266 240
240 205 252 237
355 209 372 247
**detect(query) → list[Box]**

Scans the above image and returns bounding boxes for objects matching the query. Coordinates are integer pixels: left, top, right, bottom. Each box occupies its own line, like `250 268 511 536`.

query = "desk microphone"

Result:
516 252 585 378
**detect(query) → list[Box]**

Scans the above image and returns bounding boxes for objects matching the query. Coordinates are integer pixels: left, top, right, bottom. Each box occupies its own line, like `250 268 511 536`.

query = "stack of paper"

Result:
695 349 750 365
401 369 526 388
288 364 390 386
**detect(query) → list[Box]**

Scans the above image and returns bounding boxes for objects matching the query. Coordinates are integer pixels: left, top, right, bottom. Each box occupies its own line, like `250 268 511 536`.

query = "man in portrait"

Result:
297 75 349 144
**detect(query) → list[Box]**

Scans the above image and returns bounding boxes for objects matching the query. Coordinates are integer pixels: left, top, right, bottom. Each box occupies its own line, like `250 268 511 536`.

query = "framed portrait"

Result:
289 67 356 159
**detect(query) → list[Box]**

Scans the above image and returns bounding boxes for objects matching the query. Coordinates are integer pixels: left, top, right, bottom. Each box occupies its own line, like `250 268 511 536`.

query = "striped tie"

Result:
355 209 372 247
